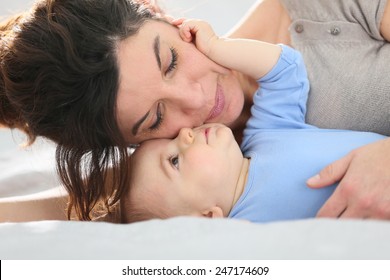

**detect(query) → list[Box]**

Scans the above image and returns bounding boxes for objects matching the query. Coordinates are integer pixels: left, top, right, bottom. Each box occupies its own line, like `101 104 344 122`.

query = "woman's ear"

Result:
202 206 224 218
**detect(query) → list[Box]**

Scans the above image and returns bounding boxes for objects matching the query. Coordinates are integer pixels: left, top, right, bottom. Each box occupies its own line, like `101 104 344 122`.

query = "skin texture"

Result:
0 187 68 223
126 124 246 219
307 138 390 219
381 0 390 41
115 20 244 144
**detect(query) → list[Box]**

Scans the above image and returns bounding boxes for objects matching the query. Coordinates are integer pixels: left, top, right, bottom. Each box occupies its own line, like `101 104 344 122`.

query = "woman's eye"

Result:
149 103 163 131
165 47 178 75
169 155 179 169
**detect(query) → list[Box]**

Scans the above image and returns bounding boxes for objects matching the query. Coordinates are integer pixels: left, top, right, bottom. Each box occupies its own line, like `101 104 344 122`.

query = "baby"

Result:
120 19 385 223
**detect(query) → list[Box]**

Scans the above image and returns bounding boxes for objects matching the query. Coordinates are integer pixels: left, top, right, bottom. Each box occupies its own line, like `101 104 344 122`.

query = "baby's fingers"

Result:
180 23 194 42
171 18 185 26
171 18 192 42
174 19 216 56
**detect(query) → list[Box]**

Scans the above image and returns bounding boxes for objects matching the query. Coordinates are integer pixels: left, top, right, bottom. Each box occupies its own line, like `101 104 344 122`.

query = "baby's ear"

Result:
202 206 224 218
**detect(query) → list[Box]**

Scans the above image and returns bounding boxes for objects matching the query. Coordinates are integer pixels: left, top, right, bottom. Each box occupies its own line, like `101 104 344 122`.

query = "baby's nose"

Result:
178 128 194 145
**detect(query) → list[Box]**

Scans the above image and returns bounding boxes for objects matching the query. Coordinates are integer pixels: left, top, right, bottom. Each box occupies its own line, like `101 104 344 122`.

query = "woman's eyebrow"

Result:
153 35 161 70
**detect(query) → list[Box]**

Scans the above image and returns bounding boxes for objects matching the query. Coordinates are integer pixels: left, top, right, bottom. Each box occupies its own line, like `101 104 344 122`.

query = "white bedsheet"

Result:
0 130 60 199
1 217 390 259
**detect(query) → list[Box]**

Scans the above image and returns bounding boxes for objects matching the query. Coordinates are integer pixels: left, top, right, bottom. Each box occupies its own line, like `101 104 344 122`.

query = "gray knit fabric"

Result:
280 0 390 135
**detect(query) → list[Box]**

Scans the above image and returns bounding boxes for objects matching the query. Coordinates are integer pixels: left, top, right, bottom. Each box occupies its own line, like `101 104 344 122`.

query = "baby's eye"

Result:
169 155 179 169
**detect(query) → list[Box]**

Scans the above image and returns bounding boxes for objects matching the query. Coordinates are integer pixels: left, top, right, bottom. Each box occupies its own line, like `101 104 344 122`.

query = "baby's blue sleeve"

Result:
244 45 312 134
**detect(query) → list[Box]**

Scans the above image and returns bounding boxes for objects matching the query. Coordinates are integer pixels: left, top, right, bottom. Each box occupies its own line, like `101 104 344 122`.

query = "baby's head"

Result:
121 123 245 223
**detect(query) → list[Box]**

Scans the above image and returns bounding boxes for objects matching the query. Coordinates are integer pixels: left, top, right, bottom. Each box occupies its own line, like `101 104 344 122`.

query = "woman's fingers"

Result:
309 138 390 219
316 186 348 218
307 153 353 188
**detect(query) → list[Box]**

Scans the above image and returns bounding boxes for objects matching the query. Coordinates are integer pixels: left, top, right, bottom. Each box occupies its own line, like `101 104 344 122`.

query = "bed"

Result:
1 217 390 259
1 0 390 260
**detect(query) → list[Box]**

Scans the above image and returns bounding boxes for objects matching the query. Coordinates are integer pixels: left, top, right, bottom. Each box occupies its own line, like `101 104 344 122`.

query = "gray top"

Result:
280 0 390 135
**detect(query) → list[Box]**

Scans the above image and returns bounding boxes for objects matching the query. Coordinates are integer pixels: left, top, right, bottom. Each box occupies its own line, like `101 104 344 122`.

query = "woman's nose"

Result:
178 128 194 146
169 85 204 112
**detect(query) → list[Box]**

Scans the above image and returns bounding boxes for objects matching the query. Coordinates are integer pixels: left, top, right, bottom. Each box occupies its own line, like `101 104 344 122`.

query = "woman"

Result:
1 0 389 220
0 0 247 220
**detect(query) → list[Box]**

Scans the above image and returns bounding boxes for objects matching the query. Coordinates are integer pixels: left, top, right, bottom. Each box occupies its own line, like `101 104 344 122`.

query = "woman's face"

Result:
116 20 244 144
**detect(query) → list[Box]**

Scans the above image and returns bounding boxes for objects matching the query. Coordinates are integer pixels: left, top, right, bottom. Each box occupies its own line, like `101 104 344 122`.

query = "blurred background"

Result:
0 0 257 35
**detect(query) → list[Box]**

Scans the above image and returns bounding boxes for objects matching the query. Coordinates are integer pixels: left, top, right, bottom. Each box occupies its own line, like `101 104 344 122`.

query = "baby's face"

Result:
125 123 244 220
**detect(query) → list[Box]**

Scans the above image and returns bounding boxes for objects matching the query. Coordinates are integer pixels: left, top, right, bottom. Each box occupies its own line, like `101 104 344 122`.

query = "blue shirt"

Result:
228 45 386 223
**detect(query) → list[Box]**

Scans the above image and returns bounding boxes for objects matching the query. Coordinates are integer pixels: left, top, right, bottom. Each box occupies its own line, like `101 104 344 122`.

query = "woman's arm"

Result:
0 187 68 222
380 0 390 41
225 0 291 45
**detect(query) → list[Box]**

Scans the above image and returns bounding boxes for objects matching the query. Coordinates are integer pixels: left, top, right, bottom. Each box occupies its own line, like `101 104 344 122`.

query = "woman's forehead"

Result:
117 19 177 61
131 19 177 42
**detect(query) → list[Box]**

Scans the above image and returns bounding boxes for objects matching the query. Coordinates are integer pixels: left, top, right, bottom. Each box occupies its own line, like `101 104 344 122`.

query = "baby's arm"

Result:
175 19 281 80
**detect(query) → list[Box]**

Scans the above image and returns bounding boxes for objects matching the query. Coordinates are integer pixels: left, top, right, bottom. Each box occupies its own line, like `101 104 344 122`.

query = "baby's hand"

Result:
173 18 282 80
172 18 219 57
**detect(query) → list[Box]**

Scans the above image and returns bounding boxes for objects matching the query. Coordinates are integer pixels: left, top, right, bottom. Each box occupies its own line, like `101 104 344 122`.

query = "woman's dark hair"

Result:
0 0 160 220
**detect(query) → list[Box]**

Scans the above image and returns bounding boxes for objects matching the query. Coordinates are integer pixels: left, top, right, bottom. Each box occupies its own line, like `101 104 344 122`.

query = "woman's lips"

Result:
206 84 225 121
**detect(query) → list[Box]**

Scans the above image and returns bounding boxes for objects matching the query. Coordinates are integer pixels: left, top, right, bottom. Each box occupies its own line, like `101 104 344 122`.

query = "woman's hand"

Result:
307 138 390 219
